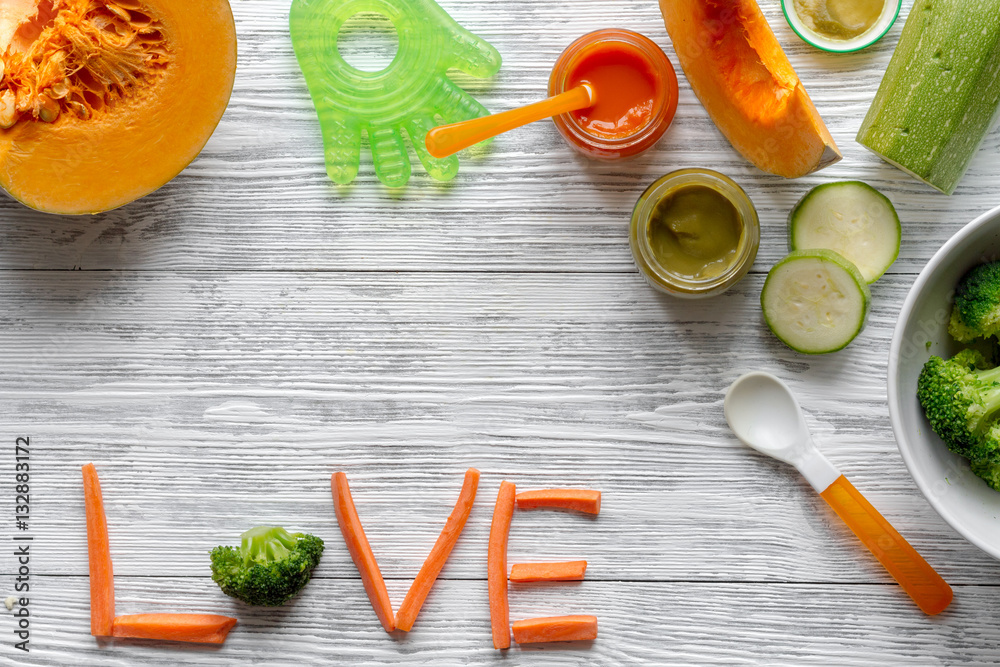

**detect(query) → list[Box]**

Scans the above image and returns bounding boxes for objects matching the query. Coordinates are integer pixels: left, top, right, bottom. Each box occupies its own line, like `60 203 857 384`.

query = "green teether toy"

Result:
289 0 502 188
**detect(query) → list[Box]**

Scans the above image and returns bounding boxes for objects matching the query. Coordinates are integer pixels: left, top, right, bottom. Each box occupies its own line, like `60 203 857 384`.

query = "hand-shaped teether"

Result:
289 0 502 188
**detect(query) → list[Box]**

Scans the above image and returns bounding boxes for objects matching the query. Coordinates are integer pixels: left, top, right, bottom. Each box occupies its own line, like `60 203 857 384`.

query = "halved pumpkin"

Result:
659 0 841 178
0 0 236 215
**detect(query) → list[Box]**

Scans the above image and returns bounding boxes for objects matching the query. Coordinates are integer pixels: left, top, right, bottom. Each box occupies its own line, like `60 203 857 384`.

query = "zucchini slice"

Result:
761 249 870 354
788 181 900 284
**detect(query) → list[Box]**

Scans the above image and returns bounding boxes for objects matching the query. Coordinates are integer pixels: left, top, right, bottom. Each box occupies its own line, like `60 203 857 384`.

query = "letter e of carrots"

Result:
502 488 600 646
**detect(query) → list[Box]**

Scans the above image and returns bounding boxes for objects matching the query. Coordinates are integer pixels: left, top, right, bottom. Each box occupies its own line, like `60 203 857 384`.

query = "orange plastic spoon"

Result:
724 372 952 616
425 84 595 158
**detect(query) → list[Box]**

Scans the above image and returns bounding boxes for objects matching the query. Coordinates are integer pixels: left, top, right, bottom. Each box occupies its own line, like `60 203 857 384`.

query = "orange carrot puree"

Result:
566 42 658 139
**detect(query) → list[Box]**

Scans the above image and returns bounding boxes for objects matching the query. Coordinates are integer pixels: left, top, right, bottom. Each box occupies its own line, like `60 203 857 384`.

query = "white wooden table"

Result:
2 0 1000 664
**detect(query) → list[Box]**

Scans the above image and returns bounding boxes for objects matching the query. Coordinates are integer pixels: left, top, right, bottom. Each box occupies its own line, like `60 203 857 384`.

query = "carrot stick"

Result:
331 472 395 633
111 614 237 644
488 480 516 649
512 615 598 644
509 560 587 583
395 468 480 632
515 489 601 515
82 463 115 637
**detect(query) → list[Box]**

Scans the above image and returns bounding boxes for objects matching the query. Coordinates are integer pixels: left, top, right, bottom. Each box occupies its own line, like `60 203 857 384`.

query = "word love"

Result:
333 470 600 647
81 464 600 650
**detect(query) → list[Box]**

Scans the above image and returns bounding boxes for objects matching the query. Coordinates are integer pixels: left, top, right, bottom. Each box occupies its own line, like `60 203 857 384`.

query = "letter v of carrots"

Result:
331 469 480 633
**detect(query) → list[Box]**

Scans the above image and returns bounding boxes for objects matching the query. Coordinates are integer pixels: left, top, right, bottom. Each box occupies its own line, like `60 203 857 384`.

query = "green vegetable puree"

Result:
646 184 742 281
794 0 884 40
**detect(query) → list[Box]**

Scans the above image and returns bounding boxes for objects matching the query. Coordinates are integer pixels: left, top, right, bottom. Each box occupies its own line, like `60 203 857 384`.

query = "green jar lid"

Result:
781 0 902 53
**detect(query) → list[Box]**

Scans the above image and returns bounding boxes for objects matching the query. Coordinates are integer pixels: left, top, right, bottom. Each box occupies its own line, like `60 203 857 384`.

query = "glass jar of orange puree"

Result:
548 29 678 160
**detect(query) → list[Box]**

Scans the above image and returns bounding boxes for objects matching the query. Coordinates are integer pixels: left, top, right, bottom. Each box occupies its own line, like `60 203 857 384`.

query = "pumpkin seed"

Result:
105 3 132 22
0 91 17 129
14 90 31 114
68 100 91 120
37 96 60 123
48 79 71 99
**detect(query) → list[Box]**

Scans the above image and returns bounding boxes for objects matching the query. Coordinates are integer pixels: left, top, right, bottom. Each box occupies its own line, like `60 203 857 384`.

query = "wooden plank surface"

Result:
0 0 996 274
2 0 1000 663
10 577 1000 666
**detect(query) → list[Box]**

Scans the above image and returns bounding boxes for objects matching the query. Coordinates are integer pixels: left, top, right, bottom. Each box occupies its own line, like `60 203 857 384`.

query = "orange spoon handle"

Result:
425 84 594 159
819 475 952 615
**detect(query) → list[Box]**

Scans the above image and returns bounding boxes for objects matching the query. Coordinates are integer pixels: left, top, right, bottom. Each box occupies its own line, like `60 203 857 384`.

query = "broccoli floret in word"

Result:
210 526 324 606
949 261 1000 342
917 349 1000 458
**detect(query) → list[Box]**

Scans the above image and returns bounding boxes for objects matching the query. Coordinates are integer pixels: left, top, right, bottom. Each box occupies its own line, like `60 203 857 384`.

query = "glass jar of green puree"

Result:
629 169 759 298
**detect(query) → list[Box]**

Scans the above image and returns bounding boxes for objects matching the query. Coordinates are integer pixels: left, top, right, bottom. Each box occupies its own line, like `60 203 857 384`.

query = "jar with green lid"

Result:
629 169 759 298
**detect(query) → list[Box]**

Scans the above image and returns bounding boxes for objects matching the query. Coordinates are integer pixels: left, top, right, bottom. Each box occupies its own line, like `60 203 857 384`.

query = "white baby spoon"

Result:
724 371 952 615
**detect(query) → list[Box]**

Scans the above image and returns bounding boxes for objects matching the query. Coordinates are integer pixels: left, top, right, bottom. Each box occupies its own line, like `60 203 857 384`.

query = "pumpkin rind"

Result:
0 0 237 215
659 0 841 178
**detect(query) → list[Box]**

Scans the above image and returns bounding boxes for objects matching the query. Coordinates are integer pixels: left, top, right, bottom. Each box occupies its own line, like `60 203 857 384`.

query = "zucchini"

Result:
857 0 1000 194
761 249 870 354
788 181 900 284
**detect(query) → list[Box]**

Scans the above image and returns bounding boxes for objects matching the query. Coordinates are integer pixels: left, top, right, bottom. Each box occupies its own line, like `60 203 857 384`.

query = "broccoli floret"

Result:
971 458 1000 491
917 350 1000 458
210 526 324 606
970 422 1000 465
949 261 1000 342
949 310 984 343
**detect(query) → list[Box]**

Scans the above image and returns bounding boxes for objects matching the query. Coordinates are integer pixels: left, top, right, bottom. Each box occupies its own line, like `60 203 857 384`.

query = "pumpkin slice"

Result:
659 0 841 178
0 0 236 215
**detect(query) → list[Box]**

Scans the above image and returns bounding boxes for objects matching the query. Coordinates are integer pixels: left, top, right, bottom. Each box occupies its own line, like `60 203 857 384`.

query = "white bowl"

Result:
889 204 1000 560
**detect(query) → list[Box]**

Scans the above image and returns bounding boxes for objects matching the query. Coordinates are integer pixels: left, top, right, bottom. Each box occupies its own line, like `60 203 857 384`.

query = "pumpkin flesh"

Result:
0 0 236 214
659 0 841 178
